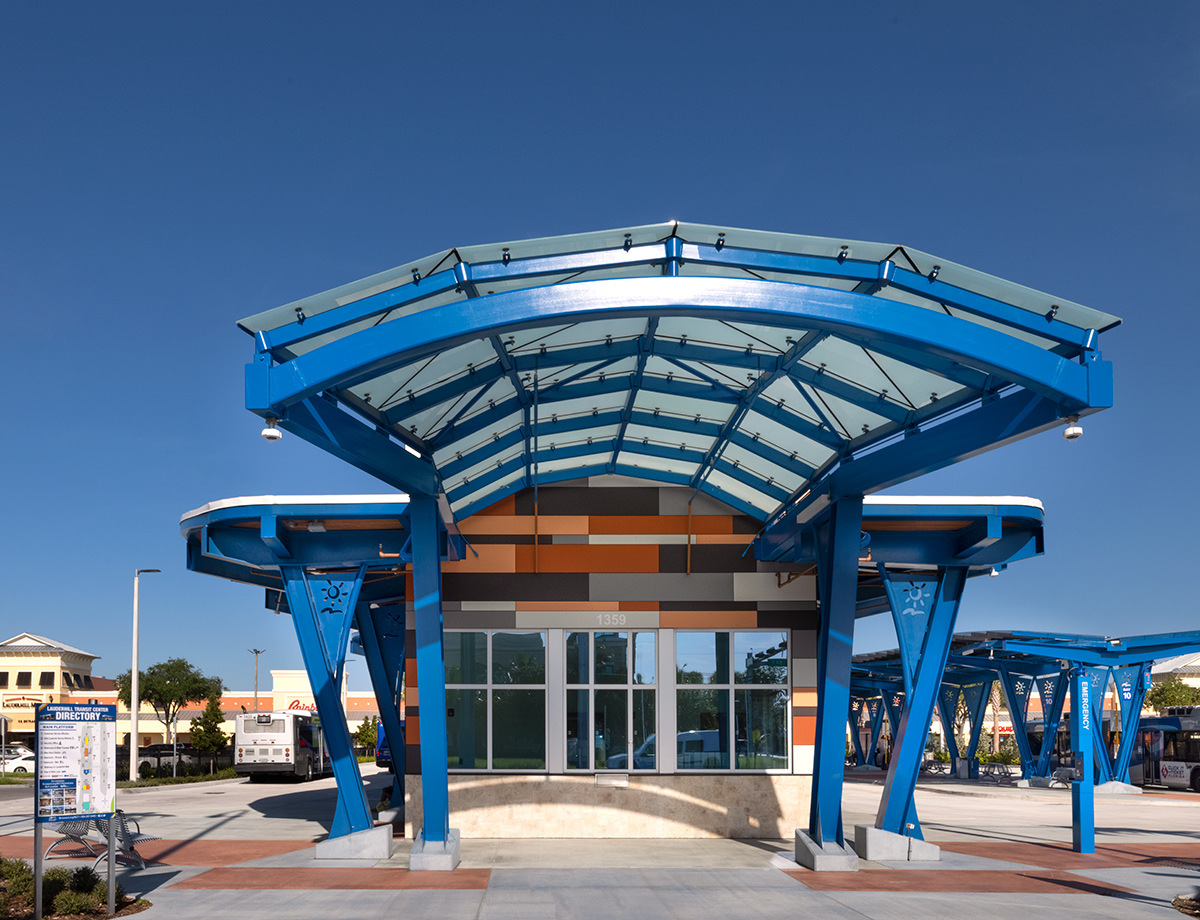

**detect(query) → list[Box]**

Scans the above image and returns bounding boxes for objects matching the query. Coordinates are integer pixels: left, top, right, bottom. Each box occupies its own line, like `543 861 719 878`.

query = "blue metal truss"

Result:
246 260 1114 524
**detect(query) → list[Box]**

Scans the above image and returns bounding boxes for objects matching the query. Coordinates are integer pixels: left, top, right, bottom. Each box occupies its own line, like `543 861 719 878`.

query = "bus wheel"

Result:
1191 769 1200 793
304 760 313 782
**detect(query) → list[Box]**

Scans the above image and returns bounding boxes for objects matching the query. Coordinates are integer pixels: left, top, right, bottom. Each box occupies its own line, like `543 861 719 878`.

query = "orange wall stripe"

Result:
659 610 758 628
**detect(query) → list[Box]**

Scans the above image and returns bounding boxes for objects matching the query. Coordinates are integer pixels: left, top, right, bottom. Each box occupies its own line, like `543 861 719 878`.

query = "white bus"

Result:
234 711 331 782
1129 707 1200 792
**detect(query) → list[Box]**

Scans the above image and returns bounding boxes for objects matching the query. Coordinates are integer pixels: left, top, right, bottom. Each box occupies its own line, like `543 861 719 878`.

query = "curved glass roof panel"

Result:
242 222 1119 527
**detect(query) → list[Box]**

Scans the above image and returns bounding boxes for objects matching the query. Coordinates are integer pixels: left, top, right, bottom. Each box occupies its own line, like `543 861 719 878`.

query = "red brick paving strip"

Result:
940 840 1200 870
783 869 1135 895
171 867 491 890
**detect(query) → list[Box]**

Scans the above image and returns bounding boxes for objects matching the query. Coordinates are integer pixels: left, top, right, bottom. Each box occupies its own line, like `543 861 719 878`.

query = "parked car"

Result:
134 742 200 777
1 753 36 773
0 745 32 760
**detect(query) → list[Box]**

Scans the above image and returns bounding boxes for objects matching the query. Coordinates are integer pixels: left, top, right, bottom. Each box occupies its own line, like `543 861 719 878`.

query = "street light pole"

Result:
249 649 266 712
130 568 161 781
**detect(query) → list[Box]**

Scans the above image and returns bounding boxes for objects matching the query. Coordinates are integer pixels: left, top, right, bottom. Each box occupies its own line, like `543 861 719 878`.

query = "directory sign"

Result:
34 704 117 823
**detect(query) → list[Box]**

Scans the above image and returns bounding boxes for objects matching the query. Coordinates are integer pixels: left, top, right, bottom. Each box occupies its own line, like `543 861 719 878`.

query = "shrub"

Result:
53 887 100 915
69 865 101 893
3 859 34 901
0 857 30 882
41 866 72 904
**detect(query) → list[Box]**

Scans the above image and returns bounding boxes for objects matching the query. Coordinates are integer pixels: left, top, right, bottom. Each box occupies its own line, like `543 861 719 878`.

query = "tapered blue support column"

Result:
1070 667 1095 852
849 698 868 766
1112 664 1150 781
962 681 993 778
281 564 373 838
1035 670 1070 777
936 685 962 775
408 494 458 867
807 496 864 849
1088 669 1113 783
866 698 886 768
876 566 967 839
356 601 406 820
998 670 1036 777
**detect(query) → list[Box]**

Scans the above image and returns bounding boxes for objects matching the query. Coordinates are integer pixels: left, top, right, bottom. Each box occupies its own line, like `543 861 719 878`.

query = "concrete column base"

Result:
409 828 461 871
794 829 859 871
853 825 940 862
314 825 393 860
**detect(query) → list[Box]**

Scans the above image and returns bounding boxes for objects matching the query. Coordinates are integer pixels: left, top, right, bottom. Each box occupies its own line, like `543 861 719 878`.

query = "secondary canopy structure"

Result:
227 222 1119 867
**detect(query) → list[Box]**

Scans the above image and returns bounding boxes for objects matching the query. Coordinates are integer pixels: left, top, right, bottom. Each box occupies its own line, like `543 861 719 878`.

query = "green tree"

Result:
189 697 229 773
116 658 224 747
353 716 379 751
1146 675 1200 712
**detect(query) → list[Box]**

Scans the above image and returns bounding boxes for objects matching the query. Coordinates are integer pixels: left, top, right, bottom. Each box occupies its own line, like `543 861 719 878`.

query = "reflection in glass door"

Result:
565 631 656 770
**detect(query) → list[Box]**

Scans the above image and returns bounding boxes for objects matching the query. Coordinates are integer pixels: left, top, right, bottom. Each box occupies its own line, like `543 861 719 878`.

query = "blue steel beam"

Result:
997 670 1038 778
252 277 1103 422
258 391 438 497
758 387 1083 561
808 497 864 848
688 330 825 493
611 318 660 473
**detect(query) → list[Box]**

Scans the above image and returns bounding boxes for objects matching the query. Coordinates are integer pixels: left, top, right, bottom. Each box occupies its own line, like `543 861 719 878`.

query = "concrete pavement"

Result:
2 766 1198 918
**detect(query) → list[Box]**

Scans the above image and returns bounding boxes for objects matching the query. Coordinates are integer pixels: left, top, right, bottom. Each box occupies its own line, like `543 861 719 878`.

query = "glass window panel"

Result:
447 688 487 769
735 632 788 685
633 632 656 685
632 689 656 769
445 632 486 684
492 632 546 684
675 688 730 769
492 690 546 769
594 632 628 684
676 632 728 684
566 632 589 684
736 689 789 769
594 688 627 769
566 689 589 770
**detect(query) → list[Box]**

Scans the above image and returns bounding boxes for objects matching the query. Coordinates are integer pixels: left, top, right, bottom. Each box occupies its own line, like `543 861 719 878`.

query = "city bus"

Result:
234 711 330 782
1129 708 1200 792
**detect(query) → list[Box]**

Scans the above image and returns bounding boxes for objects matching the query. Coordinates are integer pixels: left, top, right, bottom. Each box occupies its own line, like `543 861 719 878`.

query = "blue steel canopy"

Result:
241 222 1118 544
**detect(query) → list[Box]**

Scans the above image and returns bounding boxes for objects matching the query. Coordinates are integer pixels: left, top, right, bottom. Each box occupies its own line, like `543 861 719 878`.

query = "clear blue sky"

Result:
2 2 1196 692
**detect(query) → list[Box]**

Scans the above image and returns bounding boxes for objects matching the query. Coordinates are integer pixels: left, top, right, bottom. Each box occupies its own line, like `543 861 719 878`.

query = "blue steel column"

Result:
356 601 406 818
998 670 1036 778
865 698 886 768
1035 670 1070 777
410 495 451 846
848 699 867 766
1112 664 1150 781
1069 667 1095 853
280 565 373 838
961 681 993 779
876 566 967 839
809 496 864 848
936 685 962 775
1088 669 1113 783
